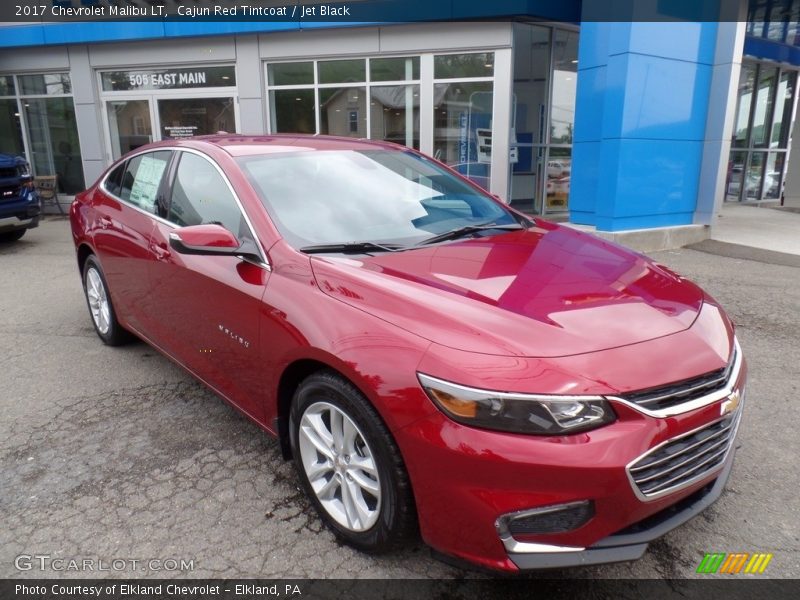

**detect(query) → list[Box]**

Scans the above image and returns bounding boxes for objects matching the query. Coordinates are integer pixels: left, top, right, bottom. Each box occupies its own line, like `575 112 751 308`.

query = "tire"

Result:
0 229 26 242
290 371 417 553
82 255 133 346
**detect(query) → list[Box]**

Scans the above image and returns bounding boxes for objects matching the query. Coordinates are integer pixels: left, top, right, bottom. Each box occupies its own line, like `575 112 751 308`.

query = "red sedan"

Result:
70 135 745 572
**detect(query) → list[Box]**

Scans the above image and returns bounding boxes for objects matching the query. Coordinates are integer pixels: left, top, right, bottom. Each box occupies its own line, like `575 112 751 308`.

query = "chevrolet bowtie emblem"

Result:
721 389 741 416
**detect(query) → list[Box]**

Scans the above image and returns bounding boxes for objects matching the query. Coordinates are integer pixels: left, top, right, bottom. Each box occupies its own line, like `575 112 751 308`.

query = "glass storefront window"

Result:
107 100 152 159
766 5 787 41
764 152 785 200
19 73 72 96
0 98 25 157
319 87 367 137
748 4 767 37
433 81 493 190
752 66 778 147
157 97 235 140
733 64 756 148
434 53 494 79
266 57 423 149
551 30 578 145
745 152 766 199
23 97 85 194
0 75 15 97
369 85 419 148
510 24 578 214
370 57 419 82
726 60 796 202
270 89 315 133
726 151 747 200
789 19 800 46
546 148 572 211
268 62 314 86
318 60 366 85
771 70 796 148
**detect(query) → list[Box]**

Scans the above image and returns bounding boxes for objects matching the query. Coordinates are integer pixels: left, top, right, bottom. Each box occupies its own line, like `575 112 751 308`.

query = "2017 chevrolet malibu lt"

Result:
70 135 745 572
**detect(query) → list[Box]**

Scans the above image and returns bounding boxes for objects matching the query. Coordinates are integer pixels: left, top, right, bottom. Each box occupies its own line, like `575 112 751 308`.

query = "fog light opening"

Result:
497 500 595 538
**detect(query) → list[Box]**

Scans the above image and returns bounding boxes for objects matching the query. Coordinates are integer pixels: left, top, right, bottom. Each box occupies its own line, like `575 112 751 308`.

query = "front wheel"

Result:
0 229 26 242
290 371 417 553
82 255 133 346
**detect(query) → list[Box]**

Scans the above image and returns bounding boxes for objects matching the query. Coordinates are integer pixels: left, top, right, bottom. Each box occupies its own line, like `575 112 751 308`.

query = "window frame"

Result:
98 147 268 268
116 149 173 214
727 58 800 202
265 55 427 145
162 149 268 266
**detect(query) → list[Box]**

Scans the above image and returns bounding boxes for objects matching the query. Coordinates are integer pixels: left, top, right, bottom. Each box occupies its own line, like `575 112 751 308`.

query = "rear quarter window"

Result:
103 163 125 197
118 151 172 213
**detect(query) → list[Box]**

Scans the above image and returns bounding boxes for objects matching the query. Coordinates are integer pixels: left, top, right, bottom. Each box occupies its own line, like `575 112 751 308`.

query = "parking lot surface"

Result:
1 218 798 580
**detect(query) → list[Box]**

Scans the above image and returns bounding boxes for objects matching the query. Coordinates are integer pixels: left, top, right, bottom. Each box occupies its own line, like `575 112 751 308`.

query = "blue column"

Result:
570 22 718 231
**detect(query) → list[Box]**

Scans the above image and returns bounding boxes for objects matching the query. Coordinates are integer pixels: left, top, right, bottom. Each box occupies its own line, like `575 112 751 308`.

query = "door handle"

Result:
151 242 171 261
98 216 113 230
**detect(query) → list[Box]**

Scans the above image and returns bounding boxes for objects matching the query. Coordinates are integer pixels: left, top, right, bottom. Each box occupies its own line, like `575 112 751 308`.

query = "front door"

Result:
91 150 172 334
147 150 270 422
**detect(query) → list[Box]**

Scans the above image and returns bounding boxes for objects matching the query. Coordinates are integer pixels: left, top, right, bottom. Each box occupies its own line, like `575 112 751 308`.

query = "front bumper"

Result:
395 342 746 572
506 449 735 569
0 193 41 232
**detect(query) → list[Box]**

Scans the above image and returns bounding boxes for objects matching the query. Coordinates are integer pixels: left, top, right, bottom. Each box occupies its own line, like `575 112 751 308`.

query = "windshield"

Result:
237 149 519 249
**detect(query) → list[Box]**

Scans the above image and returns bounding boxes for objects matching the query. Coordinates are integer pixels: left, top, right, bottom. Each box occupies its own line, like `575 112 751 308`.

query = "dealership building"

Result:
1 0 799 247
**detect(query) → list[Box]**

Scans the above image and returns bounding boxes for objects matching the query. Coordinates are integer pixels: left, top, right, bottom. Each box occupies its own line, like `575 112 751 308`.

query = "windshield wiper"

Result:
415 222 525 246
299 241 406 255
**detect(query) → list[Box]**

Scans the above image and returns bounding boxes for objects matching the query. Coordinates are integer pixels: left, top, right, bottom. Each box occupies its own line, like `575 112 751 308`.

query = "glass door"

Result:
106 99 154 160
511 24 578 215
157 97 236 140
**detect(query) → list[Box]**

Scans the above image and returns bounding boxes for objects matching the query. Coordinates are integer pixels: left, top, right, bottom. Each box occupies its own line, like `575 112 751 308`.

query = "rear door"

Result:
91 150 172 334
147 150 270 422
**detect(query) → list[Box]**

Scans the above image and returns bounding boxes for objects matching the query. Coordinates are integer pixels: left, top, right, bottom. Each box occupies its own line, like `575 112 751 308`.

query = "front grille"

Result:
1 185 21 202
619 347 737 412
0 167 18 178
627 403 742 499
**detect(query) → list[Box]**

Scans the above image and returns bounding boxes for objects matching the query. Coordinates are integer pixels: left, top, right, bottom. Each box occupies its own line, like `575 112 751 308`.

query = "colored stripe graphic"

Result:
697 553 727 573
744 553 773 574
719 553 748 573
697 552 773 574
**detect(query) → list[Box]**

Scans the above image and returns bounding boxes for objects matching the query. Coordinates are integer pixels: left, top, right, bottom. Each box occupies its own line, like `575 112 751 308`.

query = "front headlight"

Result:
417 373 616 435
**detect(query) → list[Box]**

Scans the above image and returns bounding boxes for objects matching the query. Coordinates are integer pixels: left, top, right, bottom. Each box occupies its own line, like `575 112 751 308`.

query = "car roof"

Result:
144 134 404 157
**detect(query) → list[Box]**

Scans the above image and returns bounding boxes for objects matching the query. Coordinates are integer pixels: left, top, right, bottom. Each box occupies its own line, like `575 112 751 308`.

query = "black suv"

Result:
0 153 40 242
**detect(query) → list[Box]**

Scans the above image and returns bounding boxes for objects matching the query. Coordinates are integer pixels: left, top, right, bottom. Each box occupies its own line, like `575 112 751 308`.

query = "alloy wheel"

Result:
85 267 111 335
297 401 381 532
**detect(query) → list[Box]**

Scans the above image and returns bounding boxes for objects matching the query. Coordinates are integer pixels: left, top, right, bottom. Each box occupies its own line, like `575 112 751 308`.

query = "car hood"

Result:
309 221 705 357
0 153 26 168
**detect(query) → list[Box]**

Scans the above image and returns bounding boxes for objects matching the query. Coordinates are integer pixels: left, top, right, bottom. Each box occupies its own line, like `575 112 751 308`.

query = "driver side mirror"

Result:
169 224 262 264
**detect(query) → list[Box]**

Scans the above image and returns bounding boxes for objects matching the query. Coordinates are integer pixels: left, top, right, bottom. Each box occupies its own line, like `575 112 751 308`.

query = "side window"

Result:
118 151 172 213
168 152 248 239
103 162 125 197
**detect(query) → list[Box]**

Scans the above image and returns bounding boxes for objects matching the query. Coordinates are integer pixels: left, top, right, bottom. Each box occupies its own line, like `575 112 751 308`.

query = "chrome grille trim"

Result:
629 422 733 475
629 350 735 408
607 338 742 418
625 395 744 502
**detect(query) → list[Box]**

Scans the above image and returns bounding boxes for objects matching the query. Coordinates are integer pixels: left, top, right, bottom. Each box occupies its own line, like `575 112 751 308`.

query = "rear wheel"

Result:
82 255 133 346
0 229 26 242
290 371 417 553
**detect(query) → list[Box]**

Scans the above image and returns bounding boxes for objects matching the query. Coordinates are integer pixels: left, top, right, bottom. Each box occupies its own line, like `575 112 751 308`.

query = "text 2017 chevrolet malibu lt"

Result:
70 135 745 572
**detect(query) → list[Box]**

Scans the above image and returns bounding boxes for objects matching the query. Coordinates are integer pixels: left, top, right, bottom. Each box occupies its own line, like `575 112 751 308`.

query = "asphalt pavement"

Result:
1 218 798 581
